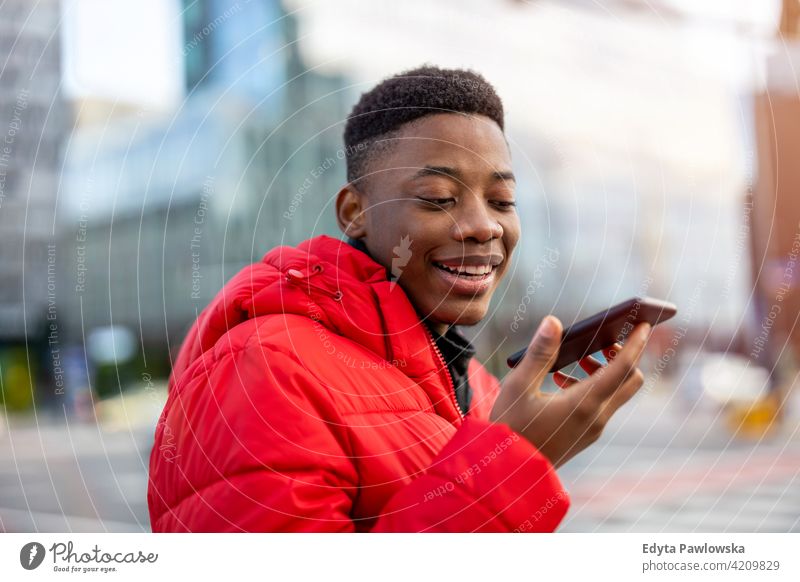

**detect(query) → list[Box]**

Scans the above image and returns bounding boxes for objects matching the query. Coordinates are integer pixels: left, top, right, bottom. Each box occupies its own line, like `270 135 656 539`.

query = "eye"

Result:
416 197 455 208
493 200 517 210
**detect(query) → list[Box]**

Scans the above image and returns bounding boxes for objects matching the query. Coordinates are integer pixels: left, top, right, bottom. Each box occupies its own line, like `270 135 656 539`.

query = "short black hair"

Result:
343 65 505 185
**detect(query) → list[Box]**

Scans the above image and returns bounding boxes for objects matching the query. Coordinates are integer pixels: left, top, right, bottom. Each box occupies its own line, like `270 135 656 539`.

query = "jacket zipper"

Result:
422 323 464 420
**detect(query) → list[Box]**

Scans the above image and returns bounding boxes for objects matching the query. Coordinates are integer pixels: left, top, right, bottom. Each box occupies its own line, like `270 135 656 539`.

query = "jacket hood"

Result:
171 234 455 413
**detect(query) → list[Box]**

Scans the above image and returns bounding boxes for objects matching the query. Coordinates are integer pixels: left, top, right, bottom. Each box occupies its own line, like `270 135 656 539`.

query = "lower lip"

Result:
431 263 496 295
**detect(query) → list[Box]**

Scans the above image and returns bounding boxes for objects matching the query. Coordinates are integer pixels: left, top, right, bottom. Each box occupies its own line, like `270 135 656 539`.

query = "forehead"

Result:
378 113 511 175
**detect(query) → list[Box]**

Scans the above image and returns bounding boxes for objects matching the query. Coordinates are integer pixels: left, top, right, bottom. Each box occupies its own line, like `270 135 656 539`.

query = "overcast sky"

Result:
59 0 787 194
61 0 184 108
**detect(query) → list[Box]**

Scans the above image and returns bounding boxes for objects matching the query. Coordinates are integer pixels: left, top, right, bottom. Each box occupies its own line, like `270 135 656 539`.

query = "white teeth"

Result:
464 265 491 275
434 262 493 276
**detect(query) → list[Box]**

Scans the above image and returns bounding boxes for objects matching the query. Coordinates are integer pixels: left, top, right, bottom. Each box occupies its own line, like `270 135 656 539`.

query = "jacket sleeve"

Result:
371 417 570 532
148 341 570 533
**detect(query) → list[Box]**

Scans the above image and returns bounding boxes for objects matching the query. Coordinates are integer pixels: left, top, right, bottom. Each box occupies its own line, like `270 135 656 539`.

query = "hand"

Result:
553 342 624 388
490 316 650 468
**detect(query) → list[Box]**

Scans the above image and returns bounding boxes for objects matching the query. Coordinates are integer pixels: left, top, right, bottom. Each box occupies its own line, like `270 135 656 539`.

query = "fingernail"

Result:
640 323 652 340
536 316 557 340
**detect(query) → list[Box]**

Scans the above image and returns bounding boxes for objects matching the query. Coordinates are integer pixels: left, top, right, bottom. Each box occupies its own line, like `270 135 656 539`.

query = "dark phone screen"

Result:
507 296 677 372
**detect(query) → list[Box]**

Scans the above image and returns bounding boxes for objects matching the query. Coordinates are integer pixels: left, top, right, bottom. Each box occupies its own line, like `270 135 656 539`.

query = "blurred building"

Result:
0 0 66 410
183 0 289 108
58 0 350 386
750 41 800 386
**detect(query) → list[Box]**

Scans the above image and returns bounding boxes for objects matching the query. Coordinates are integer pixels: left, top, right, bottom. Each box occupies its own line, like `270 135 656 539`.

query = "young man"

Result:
147 65 650 532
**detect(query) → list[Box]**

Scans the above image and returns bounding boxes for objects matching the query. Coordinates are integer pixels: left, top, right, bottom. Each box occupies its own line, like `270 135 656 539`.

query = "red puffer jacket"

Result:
147 234 570 532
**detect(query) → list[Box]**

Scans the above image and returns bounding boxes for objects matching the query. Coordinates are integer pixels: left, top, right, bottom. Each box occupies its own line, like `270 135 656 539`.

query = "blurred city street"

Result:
559 386 800 532
0 390 161 533
2 381 798 533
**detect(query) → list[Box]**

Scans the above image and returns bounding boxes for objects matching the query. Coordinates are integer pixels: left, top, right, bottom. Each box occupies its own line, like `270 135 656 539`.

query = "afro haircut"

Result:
343 65 505 185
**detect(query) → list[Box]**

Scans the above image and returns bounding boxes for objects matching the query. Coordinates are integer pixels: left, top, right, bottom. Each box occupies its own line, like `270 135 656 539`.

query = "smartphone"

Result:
506 296 678 372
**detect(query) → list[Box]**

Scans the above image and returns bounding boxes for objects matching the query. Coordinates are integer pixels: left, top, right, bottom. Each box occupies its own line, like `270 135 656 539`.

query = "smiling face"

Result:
336 113 521 335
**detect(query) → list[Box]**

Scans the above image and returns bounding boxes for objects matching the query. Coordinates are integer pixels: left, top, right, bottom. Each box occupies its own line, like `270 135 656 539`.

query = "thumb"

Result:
514 315 562 389
491 315 563 425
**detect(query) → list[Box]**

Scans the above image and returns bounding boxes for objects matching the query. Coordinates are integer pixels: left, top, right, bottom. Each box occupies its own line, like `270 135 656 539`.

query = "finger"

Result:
554 371 580 389
510 315 563 393
602 342 624 362
578 354 604 375
602 366 646 420
575 322 651 403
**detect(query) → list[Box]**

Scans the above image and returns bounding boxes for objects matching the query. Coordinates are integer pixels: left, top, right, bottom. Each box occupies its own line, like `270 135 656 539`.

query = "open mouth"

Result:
432 261 497 280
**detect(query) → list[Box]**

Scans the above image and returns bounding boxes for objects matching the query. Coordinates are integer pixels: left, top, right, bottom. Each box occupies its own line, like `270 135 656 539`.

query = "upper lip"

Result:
432 254 504 268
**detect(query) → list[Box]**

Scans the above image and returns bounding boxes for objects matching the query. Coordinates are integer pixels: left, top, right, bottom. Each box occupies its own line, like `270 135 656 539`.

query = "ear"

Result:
335 183 368 238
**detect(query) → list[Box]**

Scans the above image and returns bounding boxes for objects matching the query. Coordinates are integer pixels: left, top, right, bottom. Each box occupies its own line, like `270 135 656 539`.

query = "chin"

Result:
432 302 489 327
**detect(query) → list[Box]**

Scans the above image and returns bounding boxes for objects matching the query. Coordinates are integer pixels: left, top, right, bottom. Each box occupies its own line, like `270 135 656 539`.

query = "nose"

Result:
450 193 503 243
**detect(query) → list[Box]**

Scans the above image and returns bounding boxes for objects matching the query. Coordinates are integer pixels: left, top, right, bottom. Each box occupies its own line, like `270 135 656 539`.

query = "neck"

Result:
425 320 449 337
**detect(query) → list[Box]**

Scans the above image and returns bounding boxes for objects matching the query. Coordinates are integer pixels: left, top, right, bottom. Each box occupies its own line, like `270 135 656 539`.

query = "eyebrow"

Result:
411 165 516 184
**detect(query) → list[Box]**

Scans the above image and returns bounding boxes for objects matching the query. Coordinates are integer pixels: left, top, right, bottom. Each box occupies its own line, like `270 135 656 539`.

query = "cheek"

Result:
502 219 521 251
365 203 409 248
396 216 447 262
503 213 521 238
